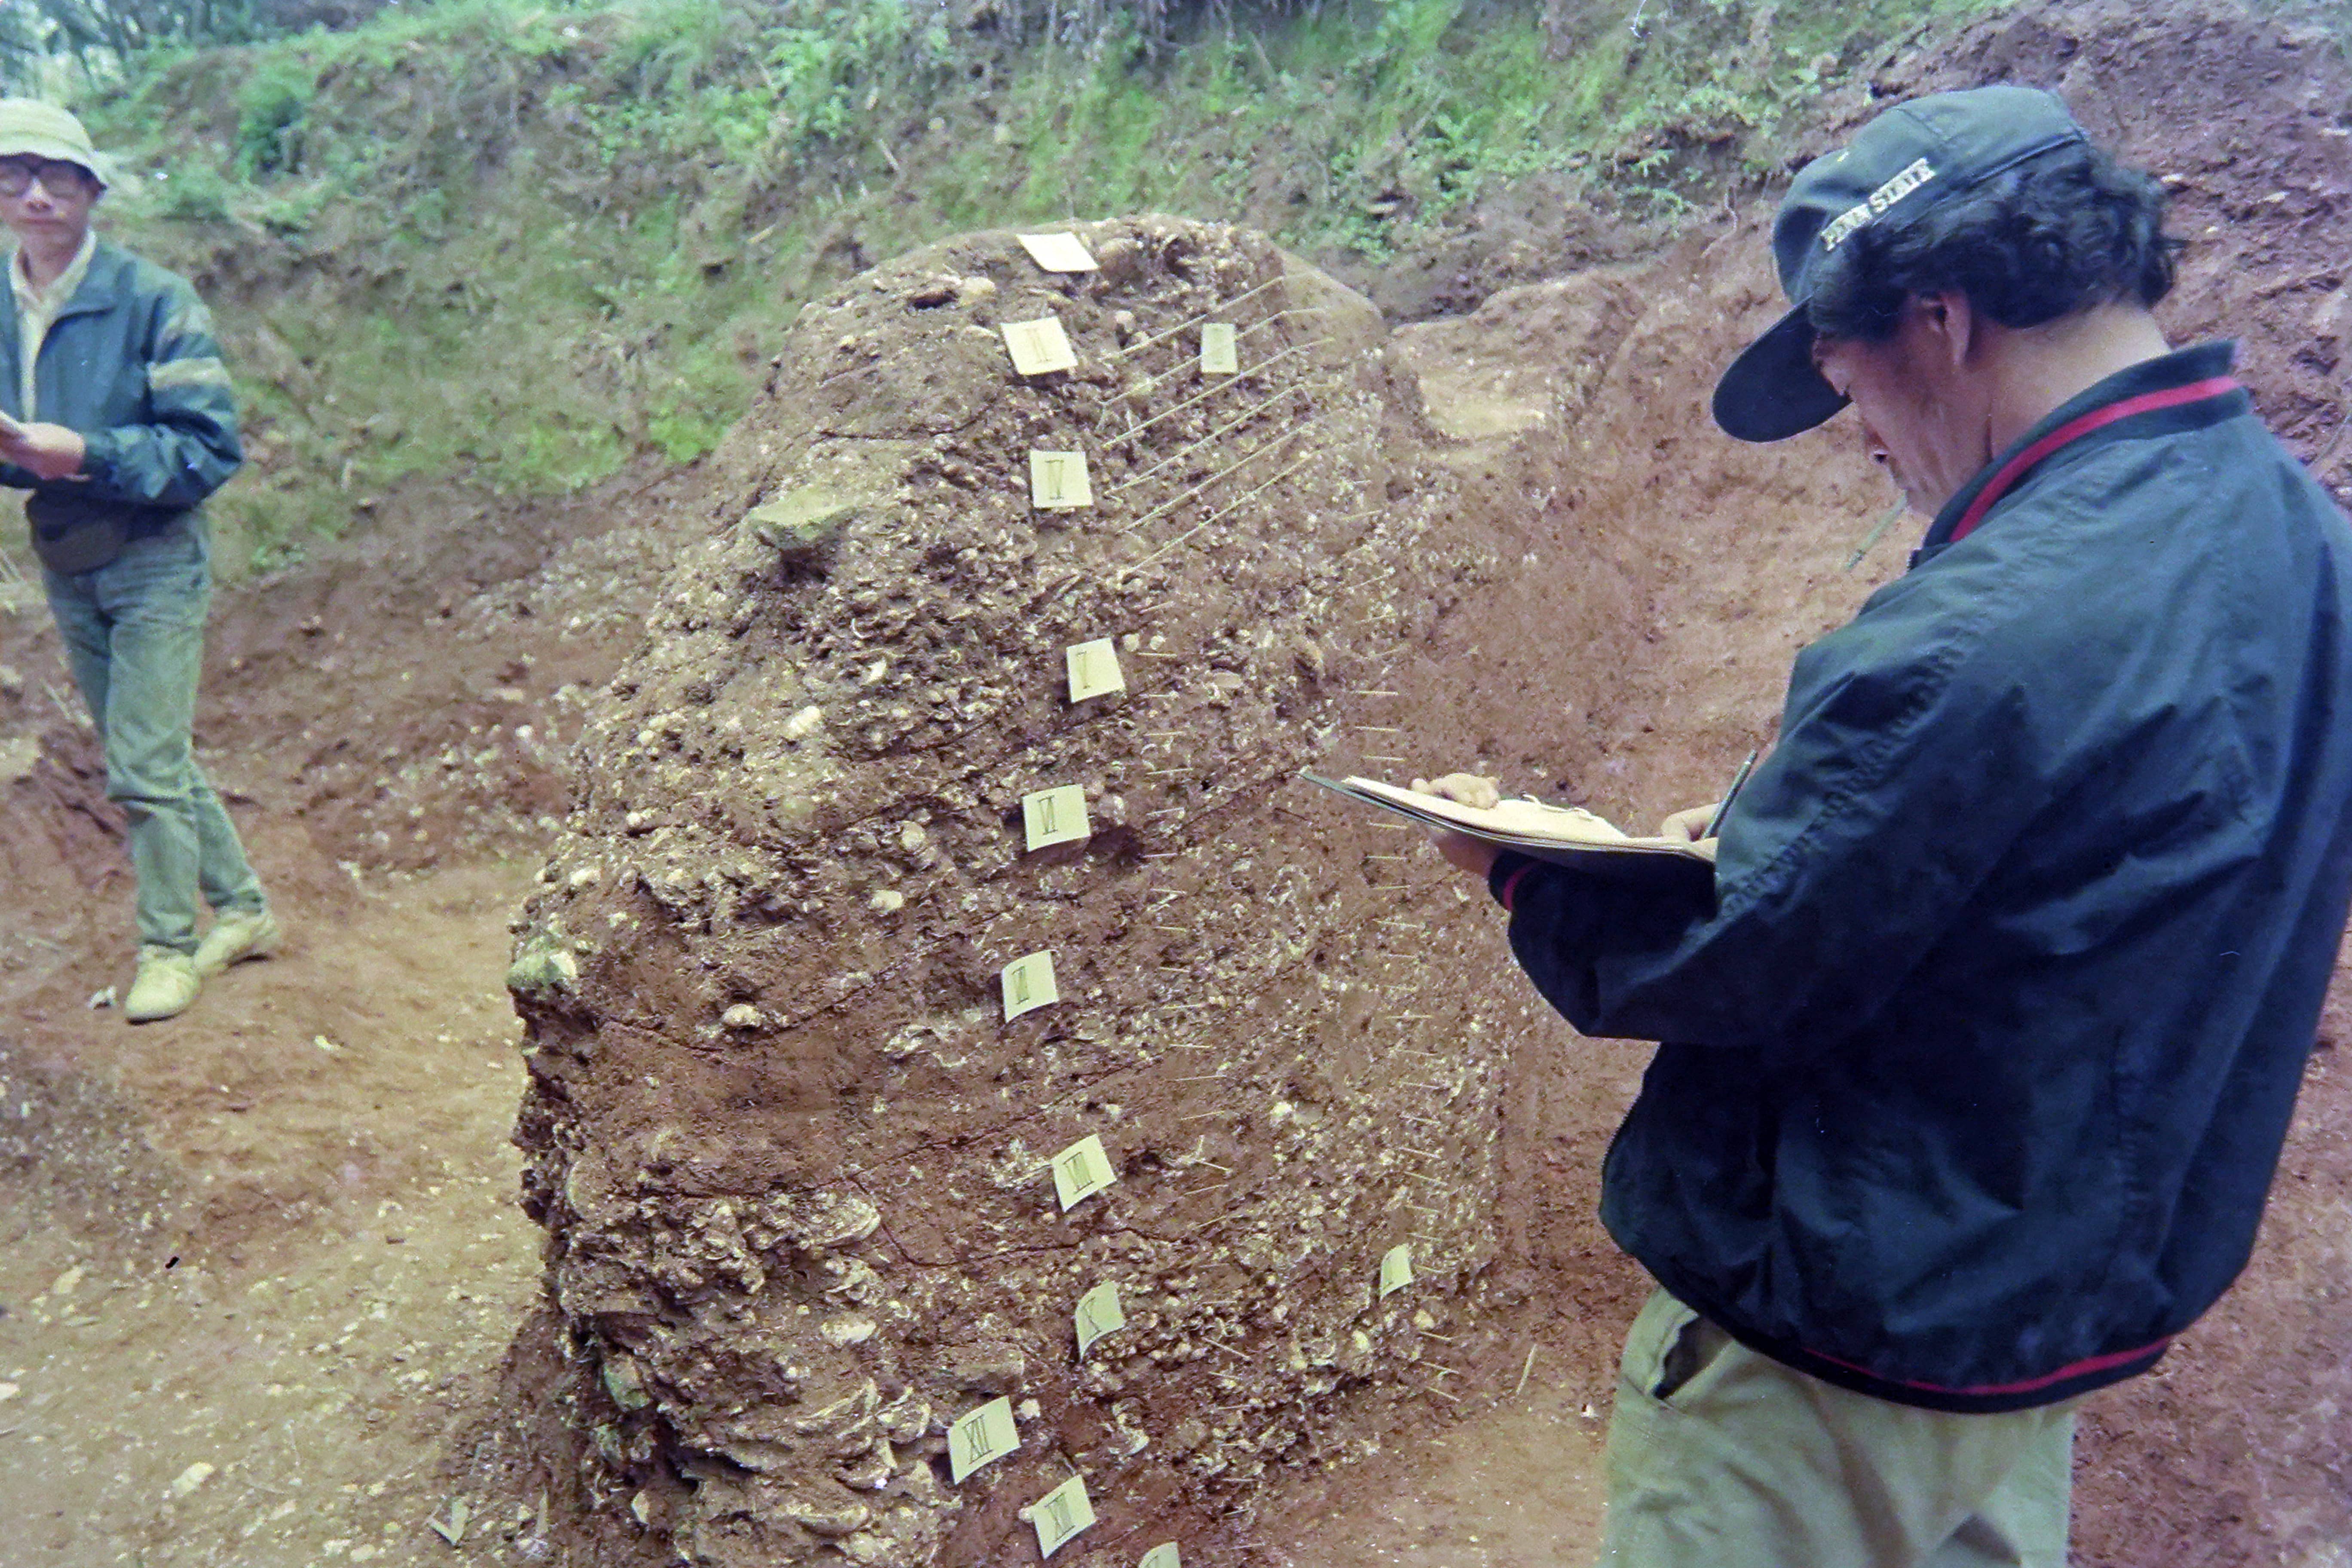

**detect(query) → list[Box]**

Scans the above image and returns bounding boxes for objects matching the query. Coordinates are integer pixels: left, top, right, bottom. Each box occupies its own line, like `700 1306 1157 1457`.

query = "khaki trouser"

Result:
1601 1289 2078 1568
43 516 264 953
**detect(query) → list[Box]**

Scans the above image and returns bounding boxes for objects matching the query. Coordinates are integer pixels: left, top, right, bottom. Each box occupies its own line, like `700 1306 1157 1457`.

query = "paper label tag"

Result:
1065 639 1127 702
1029 450 1094 510
1001 951 1061 1021
1003 316 1078 375
1379 1243 1414 1299
948 1395 1020 1483
1075 1280 1127 1357
1029 1474 1097 1558
1200 322 1238 376
1051 1133 1117 1211
1018 232 1100 272
1139 1546 1182 1568
1024 785 1093 852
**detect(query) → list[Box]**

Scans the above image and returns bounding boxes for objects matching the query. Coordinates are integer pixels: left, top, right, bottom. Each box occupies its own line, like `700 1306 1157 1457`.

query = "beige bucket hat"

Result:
0 99 110 189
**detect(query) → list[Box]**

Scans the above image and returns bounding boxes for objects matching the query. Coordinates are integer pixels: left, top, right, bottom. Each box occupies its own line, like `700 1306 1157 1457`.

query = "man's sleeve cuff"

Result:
1487 850 1537 913
76 429 117 486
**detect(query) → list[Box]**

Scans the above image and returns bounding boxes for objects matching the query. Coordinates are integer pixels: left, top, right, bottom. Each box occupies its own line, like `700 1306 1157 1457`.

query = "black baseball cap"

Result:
1712 85 2089 443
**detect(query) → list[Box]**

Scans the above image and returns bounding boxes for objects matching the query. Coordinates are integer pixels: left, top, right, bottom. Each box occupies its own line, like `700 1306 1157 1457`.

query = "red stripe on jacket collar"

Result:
1948 376 2243 544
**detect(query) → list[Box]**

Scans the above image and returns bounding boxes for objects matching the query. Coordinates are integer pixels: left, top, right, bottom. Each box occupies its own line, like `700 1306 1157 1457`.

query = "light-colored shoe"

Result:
194 907 282 979
125 946 201 1023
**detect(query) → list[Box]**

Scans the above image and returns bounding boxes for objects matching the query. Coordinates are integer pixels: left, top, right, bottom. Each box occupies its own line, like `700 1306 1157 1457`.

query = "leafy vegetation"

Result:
55 0 2040 572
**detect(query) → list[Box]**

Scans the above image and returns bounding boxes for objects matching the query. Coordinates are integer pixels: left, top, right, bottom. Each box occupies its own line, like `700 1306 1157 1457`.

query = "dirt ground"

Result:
3 1 2351 1564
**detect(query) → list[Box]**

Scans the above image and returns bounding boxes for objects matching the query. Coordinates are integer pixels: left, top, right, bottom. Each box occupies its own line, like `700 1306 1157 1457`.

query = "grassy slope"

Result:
72 0 2014 573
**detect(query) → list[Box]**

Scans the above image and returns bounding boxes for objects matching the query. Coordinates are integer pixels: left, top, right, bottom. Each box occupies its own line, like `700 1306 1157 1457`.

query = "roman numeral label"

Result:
1001 951 1060 1021
1379 1243 1414 1299
1017 232 1100 272
1028 1475 1096 1558
947 1395 1019 1484
1075 1280 1127 1357
1200 322 1238 376
1029 450 1094 509
1023 785 1093 852
1003 316 1078 375
1065 638 1126 701
1051 1133 1117 1212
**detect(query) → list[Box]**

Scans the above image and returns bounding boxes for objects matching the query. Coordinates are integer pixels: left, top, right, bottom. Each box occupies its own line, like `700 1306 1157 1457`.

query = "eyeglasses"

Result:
0 158 93 198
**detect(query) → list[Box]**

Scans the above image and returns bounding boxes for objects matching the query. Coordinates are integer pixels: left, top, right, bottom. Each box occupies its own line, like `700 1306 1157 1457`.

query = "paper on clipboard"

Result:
1298 771 1715 885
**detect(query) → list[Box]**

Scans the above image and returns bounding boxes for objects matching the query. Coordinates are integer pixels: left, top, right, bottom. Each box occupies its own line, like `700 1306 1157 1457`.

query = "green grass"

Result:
63 0 2040 574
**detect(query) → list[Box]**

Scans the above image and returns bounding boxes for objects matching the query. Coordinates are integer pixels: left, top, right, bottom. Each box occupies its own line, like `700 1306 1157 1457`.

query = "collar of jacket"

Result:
0 238 131 336
1909 340 2248 570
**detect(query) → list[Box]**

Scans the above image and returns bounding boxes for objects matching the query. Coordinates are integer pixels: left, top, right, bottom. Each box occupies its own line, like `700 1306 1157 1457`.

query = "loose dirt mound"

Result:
503 217 1568 1566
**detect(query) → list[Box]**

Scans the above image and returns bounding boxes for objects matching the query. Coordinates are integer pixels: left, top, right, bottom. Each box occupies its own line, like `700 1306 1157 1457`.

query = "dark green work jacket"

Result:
0 238 242 519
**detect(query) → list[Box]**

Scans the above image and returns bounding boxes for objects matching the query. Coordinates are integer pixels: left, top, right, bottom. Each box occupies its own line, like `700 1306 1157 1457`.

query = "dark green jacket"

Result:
1490 344 2352 1412
0 238 242 514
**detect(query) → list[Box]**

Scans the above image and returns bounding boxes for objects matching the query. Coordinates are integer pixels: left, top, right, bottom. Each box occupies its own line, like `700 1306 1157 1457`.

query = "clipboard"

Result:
1298 771 1716 886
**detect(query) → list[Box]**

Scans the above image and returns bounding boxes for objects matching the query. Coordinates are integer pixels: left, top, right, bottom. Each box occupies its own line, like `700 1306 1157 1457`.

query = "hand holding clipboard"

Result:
0 409 90 481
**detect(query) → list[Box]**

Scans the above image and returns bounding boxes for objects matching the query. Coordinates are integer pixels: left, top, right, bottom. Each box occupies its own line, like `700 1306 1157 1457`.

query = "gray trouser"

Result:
43 516 263 954
1602 1289 2078 1568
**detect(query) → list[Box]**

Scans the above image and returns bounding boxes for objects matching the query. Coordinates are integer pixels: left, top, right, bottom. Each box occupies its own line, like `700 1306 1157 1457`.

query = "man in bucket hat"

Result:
1421 86 2352 1563
2 99 274 1022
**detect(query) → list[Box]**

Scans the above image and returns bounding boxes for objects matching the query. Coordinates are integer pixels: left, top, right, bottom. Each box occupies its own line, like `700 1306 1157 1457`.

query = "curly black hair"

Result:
1805 141 2185 342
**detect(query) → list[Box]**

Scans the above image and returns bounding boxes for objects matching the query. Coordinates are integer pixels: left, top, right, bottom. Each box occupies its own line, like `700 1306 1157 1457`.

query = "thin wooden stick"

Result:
1108 276 1288 360
1109 350 1317 461
1127 447 1322 571
1121 424 1315 535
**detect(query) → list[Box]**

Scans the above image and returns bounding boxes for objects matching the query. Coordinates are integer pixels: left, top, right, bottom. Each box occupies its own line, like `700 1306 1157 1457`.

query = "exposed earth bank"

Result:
1 2 2349 1565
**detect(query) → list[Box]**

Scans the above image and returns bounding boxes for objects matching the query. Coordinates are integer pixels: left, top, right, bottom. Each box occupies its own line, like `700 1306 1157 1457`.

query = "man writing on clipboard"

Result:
3 100 274 1022
1419 88 2352 1565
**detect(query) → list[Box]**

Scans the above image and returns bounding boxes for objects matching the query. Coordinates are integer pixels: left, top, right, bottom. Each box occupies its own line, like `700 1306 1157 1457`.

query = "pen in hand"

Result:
1703 750 1761 839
